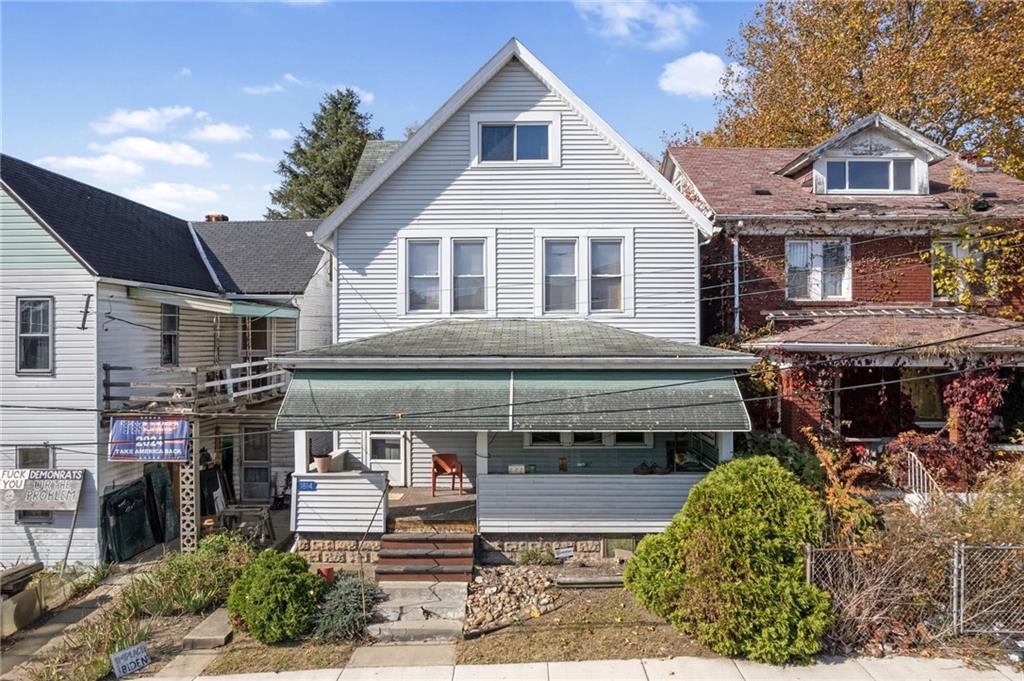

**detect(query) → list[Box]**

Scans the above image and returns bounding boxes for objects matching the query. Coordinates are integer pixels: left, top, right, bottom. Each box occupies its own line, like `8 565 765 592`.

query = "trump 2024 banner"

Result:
108 416 190 462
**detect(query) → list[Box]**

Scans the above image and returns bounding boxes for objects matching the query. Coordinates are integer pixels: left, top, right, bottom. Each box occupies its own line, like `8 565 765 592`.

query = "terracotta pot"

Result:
313 454 332 474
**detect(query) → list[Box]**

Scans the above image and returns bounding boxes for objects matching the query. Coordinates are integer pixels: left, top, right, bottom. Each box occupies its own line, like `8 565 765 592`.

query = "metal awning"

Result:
276 369 751 432
127 287 298 319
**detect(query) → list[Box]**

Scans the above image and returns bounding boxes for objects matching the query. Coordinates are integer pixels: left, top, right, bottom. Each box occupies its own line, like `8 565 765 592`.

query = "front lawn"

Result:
201 634 353 675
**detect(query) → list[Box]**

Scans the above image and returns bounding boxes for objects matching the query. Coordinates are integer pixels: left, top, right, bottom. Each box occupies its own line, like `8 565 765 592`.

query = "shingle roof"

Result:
286 318 750 359
1 153 217 290
348 140 404 192
669 147 1024 220
193 219 323 294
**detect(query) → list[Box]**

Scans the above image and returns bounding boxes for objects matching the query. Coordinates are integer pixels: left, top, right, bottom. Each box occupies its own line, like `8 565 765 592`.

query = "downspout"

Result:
732 230 742 335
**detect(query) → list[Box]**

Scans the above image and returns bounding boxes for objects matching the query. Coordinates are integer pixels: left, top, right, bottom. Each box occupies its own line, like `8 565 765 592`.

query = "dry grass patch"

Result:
456 587 711 665
202 634 353 675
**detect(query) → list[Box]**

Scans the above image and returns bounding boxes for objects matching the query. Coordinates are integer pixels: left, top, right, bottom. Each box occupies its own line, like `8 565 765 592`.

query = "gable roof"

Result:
193 219 324 295
1 153 217 290
314 38 713 244
349 140 404 192
278 318 752 368
777 112 950 177
667 147 1024 220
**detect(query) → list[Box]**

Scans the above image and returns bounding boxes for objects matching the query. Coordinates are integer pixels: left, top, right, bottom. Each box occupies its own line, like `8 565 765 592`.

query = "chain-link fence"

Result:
806 542 1024 641
952 543 1024 635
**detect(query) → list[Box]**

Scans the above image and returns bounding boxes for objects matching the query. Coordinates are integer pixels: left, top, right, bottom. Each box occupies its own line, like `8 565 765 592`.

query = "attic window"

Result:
752 187 772 196
470 112 561 167
825 159 914 193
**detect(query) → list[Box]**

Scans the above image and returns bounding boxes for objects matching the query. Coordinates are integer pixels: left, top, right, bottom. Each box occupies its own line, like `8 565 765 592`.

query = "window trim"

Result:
785 238 852 302
523 432 654 449
589 238 625 313
160 304 180 367
405 238 442 313
16 296 55 376
451 238 487 314
542 238 578 314
397 229 497 317
469 112 561 167
15 445 55 525
239 316 275 359
823 157 917 194
366 432 403 461
533 229 634 317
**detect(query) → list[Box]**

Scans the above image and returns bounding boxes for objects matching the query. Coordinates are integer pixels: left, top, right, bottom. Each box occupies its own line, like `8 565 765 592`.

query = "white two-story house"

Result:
1 155 332 566
273 39 754 572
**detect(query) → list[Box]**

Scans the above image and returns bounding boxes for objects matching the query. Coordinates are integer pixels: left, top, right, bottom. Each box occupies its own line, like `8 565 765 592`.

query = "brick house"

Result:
662 113 1024 448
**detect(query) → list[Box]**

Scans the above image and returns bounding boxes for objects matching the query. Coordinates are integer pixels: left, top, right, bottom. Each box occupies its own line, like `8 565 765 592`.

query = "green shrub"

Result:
737 430 825 489
515 548 558 566
313 574 384 642
624 456 832 664
227 550 325 644
118 532 253 617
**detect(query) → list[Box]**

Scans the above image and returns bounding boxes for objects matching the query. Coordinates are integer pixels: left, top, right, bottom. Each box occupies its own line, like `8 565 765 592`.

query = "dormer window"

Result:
470 112 561 167
825 159 914 193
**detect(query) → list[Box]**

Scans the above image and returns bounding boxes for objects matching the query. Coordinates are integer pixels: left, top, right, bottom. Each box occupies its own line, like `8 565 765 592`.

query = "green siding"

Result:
0 189 83 270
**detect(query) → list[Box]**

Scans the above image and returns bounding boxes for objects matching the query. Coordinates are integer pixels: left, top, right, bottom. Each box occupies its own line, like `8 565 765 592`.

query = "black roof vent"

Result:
752 187 772 195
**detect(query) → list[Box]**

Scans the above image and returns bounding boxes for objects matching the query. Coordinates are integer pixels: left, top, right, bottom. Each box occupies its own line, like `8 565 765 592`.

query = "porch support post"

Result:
475 431 489 476
716 431 734 462
179 418 200 553
293 430 309 473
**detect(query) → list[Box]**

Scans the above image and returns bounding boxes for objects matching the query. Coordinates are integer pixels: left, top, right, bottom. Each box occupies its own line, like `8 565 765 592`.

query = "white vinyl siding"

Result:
1 187 99 565
334 60 700 343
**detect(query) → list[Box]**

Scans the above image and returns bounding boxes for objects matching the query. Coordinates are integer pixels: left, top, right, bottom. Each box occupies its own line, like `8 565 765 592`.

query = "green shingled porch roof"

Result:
276 369 751 432
283 319 748 360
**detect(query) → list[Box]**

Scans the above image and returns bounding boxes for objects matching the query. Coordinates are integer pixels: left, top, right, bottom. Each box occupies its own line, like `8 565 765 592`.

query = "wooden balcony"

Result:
102 360 289 414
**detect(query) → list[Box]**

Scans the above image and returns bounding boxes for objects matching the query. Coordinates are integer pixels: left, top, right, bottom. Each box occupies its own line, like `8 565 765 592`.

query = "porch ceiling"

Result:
275 369 751 432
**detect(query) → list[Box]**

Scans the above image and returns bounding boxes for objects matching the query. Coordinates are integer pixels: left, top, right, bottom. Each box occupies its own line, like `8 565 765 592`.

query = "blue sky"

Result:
2 1 755 220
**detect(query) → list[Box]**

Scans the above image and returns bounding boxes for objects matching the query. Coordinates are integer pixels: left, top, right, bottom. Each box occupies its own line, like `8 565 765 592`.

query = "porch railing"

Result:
902 448 945 503
102 359 289 413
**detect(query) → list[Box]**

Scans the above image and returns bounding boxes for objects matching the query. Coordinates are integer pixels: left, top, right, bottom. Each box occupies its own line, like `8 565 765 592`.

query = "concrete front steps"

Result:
375 533 474 583
368 581 468 642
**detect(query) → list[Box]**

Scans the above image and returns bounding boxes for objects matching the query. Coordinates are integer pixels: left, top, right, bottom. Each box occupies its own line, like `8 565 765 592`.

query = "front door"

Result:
241 426 271 501
366 432 407 487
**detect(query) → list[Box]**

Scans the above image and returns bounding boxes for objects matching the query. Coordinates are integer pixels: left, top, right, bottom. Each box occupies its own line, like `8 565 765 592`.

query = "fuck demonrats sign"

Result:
0 469 85 511
108 416 190 462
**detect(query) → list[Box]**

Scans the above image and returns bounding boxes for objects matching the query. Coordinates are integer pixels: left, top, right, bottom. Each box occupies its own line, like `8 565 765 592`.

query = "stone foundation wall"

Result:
295 534 380 565
478 534 623 565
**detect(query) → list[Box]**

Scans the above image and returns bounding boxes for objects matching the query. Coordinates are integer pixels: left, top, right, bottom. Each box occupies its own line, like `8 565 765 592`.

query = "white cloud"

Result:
90 137 209 166
243 82 285 95
575 0 699 50
187 122 252 143
123 182 219 212
282 73 305 85
234 152 274 163
91 106 194 134
268 128 291 141
658 51 727 98
34 154 144 181
178 67 192 78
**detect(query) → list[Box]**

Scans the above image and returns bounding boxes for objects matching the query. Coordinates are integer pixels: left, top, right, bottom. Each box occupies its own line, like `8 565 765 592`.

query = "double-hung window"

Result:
932 239 989 299
407 240 441 312
543 240 577 313
15 446 54 524
17 297 54 374
160 304 179 367
537 231 632 315
825 159 914 192
786 239 851 301
452 240 486 313
590 239 623 312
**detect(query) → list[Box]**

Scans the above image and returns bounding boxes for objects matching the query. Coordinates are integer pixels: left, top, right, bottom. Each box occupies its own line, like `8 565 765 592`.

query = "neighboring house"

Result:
0 154 331 566
271 39 754 570
662 113 1024 447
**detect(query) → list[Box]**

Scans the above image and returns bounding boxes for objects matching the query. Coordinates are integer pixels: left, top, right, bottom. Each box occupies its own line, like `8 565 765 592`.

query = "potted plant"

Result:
312 452 333 474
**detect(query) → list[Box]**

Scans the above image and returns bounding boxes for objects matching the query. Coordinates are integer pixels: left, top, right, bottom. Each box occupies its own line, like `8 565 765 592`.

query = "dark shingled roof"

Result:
348 140 404 193
286 318 750 359
1 153 217 290
194 219 323 294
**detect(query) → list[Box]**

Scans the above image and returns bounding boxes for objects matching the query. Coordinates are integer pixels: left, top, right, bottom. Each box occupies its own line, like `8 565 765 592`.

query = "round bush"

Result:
624 456 832 664
227 550 325 644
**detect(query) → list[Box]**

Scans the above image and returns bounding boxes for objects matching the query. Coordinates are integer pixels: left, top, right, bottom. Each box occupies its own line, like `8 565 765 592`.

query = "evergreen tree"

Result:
266 89 383 219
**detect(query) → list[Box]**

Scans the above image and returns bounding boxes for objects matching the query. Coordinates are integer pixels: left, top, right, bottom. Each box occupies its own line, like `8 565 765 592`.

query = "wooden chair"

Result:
431 453 464 497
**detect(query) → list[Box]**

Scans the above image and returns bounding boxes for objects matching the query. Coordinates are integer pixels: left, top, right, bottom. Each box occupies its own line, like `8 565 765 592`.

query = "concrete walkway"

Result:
145 653 1022 681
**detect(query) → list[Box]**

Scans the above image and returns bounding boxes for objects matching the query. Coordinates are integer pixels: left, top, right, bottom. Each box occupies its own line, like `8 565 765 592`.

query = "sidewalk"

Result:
149 653 1022 681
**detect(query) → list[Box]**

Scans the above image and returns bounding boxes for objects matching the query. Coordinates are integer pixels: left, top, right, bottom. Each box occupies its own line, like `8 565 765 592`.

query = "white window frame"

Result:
533 229 634 317
15 445 55 525
523 432 654 449
238 316 275 359
366 432 403 461
16 296 54 375
160 304 180 367
823 157 917 194
397 229 497 317
785 238 852 302
469 112 561 167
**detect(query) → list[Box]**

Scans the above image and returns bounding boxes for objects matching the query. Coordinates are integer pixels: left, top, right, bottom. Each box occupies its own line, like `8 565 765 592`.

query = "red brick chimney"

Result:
205 214 229 222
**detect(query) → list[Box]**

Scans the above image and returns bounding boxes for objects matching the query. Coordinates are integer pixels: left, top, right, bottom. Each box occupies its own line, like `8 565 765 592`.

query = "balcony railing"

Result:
102 360 289 413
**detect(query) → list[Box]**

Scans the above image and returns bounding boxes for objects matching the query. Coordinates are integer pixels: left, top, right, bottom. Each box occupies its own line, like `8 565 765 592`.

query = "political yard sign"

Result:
109 416 190 462
0 469 84 511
